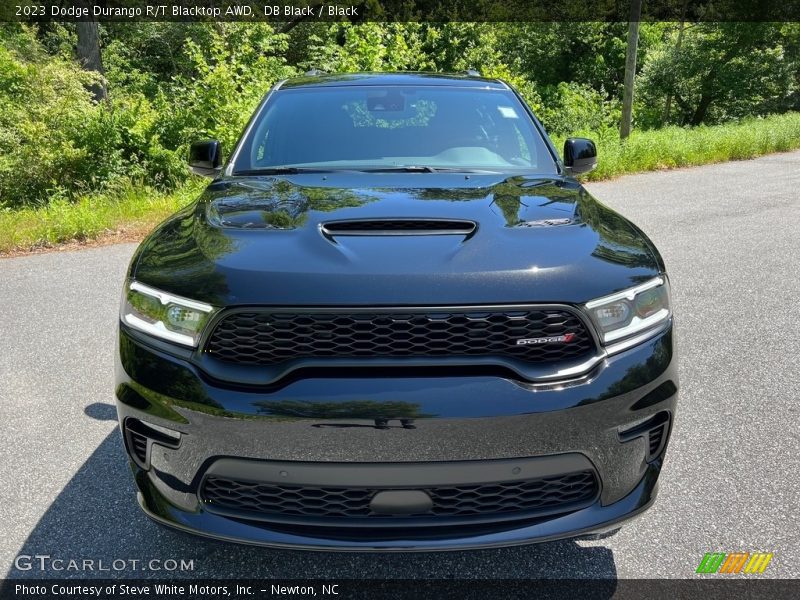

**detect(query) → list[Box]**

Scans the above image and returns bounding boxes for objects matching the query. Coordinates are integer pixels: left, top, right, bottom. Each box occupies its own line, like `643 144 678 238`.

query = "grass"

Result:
2 112 800 255
0 179 204 255
555 112 800 181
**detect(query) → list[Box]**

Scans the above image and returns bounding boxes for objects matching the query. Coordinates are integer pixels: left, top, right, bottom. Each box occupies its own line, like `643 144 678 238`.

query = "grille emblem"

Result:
516 333 576 345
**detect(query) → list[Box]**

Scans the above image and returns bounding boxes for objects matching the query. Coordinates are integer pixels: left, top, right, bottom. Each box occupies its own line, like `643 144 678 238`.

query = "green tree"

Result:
154 24 297 151
639 23 799 126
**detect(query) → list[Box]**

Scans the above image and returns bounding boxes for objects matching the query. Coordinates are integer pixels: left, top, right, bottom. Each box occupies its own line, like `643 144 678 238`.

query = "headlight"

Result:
585 277 671 344
121 281 217 347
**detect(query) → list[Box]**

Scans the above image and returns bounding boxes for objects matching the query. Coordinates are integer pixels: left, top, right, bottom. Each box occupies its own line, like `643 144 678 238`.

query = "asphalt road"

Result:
1 151 799 580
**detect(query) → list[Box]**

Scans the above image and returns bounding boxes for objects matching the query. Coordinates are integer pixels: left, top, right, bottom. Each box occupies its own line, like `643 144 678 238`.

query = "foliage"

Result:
538 82 620 136
1 19 799 245
302 22 431 73
638 22 800 127
153 24 297 152
554 112 800 181
0 32 107 207
0 23 297 208
497 23 666 99
0 26 183 207
0 178 204 253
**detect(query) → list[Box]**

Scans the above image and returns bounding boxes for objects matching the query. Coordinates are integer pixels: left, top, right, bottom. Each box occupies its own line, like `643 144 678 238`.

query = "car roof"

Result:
279 72 510 90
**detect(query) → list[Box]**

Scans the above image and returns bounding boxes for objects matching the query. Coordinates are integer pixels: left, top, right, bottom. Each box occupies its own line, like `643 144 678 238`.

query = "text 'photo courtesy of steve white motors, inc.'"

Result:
11 581 349 599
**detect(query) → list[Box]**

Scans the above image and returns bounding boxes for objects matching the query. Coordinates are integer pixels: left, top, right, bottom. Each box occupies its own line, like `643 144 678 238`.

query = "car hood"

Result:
132 173 662 306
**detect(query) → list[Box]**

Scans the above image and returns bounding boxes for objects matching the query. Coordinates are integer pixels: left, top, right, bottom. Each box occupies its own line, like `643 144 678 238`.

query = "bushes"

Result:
0 44 107 207
538 82 620 137
0 24 295 209
0 39 185 208
154 24 297 152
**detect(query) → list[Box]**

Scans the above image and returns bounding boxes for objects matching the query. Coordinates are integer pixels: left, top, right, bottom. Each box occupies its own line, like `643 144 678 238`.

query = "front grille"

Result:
201 471 598 522
204 307 595 366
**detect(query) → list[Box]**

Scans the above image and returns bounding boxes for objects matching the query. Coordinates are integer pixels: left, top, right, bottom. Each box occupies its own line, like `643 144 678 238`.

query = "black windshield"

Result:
233 86 557 174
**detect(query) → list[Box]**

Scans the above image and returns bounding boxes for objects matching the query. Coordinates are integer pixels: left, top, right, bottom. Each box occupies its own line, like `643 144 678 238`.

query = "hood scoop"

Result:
321 219 477 237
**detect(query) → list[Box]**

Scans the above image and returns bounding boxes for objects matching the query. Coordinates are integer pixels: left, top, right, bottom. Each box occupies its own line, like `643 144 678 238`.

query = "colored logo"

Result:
516 333 576 345
696 552 773 574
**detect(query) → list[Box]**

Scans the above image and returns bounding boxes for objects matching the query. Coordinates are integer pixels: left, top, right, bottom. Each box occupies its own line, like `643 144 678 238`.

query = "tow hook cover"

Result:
369 490 433 515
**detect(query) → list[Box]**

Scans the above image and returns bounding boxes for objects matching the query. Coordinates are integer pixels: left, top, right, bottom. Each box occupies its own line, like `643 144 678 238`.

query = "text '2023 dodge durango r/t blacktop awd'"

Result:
115 72 677 550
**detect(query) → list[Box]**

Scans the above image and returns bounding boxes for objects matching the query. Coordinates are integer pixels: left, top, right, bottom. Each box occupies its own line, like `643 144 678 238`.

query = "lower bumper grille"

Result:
647 419 669 459
127 428 148 466
618 411 671 462
123 418 181 470
200 470 599 524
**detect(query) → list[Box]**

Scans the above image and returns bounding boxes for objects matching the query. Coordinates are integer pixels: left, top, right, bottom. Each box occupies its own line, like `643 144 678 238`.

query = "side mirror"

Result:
563 138 597 176
189 140 223 177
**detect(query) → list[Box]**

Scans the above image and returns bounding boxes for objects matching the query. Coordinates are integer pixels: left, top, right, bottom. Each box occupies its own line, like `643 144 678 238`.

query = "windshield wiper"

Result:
233 167 336 175
356 166 501 174
356 165 437 173
234 166 503 175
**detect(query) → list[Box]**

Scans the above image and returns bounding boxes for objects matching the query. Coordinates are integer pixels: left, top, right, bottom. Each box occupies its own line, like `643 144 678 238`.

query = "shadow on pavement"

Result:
8 429 618 583
84 402 119 422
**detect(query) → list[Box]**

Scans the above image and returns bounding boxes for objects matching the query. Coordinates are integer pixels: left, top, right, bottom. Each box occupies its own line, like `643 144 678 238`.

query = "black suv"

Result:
116 72 677 550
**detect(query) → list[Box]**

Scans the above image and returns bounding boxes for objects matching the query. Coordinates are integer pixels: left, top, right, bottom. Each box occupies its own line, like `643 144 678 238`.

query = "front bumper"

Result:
115 322 678 551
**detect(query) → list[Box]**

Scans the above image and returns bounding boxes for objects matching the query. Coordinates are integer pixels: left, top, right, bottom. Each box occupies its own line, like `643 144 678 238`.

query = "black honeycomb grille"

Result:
201 471 598 520
204 308 595 366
